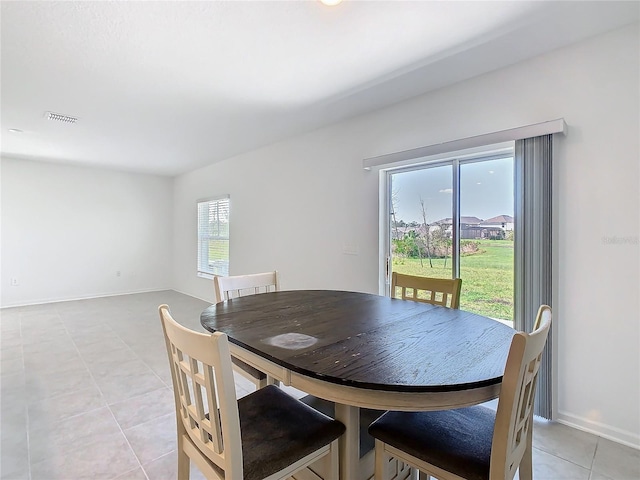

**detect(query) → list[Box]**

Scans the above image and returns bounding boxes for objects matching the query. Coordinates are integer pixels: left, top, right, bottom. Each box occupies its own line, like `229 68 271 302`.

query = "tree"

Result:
391 188 401 240
419 197 433 267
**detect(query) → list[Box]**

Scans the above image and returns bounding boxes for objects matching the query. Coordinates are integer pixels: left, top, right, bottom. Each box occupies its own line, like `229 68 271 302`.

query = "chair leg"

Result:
177 434 191 480
375 440 387 480
519 424 534 480
328 439 340 480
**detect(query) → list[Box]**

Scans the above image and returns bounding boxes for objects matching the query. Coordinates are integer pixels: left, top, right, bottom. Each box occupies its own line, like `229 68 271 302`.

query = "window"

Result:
197 196 230 277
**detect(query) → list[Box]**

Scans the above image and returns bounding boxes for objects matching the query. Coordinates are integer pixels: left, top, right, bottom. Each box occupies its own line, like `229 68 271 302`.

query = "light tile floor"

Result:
1 291 638 480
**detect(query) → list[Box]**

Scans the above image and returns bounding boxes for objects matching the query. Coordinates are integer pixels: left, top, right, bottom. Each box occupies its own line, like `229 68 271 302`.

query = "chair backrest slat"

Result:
203 363 223 450
215 271 280 302
391 272 462 309
159 304 243 477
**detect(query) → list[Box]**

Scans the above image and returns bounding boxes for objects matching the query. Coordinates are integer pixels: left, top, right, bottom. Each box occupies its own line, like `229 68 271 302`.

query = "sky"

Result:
391 157 514 224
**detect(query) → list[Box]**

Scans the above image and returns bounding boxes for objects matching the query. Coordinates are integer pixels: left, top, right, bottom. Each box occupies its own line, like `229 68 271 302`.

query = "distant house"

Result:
433 216 506 240
393 214 512 240
434 216 481 239
481 215 514 232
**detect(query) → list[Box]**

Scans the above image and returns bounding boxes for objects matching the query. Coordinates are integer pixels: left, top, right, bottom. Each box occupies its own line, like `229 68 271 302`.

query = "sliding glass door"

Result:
390 163 454 280
459 157 514 321
387 150 514 323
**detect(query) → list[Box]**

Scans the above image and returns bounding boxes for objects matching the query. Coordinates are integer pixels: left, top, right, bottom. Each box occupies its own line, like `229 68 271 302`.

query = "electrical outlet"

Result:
11 278 19 286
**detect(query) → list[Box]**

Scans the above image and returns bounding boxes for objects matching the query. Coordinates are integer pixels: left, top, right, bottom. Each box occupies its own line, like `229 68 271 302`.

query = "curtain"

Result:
514 134 553 419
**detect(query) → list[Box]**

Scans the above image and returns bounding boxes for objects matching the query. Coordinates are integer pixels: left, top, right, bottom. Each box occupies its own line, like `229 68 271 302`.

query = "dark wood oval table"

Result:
201 290 515 480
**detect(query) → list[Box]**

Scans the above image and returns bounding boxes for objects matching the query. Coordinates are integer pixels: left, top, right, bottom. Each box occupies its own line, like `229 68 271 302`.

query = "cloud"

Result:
439 188 453 194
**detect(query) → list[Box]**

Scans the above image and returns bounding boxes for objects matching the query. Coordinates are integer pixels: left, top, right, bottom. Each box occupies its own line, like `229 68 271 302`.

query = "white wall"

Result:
173 24 640 447
0 158 173 307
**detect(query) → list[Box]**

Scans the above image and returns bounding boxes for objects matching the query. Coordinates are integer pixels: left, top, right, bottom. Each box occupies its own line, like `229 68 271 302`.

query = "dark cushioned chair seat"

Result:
368 405 495 480
299 395 383 458
239 385 345 480
232 356 267 381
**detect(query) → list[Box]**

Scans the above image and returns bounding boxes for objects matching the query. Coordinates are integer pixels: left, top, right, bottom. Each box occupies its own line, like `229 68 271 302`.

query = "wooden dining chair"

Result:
159 304 345 480
214 271 279 389
391 272 462 309
368 305 552 480
214 271 279 302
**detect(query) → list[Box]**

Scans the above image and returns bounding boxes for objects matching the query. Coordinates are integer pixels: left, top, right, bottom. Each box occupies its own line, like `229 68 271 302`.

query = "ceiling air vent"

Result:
46 111 78 124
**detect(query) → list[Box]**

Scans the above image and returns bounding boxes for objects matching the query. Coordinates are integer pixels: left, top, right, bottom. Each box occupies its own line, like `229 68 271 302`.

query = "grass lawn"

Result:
208 239 229 260
392 239 514 321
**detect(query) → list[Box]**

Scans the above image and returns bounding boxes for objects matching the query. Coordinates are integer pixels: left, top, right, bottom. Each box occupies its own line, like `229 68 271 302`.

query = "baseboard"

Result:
557 411 640 450
0 287 172 309
171 288 211 304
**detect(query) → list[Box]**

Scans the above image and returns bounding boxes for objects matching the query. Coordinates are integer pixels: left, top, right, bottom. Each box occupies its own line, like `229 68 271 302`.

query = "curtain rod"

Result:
363 118 567 170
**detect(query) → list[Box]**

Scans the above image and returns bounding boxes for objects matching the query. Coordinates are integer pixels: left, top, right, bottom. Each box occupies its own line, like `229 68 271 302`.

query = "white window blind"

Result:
197 196 230 277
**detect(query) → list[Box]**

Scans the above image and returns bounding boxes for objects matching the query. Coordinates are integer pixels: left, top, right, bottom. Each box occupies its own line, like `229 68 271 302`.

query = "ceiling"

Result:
1 1 638 177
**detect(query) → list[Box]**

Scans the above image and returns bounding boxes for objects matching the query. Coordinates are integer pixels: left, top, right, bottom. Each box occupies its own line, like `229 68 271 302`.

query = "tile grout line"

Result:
56 308 150 480
18 310 32 480
86 301 194 478
103 305 173 389
100 301 179 480
589 437 600 478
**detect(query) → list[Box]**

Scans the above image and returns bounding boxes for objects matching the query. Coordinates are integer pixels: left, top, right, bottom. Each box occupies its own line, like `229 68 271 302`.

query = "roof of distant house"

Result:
434 216 483 225
482 215 514 224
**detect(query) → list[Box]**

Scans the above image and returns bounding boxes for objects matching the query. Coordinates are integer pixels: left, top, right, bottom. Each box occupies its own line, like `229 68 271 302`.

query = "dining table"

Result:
200 289 515 480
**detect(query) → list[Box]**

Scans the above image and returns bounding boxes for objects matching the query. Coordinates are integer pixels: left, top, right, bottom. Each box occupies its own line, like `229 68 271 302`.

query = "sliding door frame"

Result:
381 148 514 294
